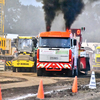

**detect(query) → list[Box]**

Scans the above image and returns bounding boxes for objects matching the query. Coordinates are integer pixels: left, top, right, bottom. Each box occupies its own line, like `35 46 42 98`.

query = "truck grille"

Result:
96 58 100 62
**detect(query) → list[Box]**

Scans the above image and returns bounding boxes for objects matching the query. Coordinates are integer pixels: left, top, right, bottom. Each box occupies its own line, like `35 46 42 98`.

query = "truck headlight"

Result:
64 64 68 68
40 64 44 68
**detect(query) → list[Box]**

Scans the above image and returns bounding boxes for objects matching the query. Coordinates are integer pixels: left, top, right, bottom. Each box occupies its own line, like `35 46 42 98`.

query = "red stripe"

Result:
69 49 72 62
37 49 39 62
37 62 72 69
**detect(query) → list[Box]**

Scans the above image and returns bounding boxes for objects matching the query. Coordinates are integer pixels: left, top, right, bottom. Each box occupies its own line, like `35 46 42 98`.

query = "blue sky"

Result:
19 0 43 7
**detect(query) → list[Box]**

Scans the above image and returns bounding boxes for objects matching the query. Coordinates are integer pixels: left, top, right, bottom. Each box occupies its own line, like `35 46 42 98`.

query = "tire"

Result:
13 67 16 72
67 70 72 77
43 71 50 76
65 69 74 77
37 69 42 76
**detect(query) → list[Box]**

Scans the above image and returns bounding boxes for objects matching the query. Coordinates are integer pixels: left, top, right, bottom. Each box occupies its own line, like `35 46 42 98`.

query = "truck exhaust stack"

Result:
46 26 50 32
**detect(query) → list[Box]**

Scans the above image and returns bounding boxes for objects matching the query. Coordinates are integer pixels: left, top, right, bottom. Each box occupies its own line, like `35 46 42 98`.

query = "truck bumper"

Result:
12 60 35 68
37 62 72 71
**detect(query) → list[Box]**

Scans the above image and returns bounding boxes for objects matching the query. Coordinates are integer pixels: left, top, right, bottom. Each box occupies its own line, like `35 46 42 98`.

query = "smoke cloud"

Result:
43 0 84 31
51 11 65 31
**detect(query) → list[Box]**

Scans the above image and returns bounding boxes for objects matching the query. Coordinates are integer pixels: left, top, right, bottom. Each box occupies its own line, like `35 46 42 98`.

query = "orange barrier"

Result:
37 79 44 99
0 85 2 100
72 76 78 93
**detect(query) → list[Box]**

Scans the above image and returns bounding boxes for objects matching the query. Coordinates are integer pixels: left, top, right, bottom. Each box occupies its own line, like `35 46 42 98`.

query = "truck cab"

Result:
37 29 90 76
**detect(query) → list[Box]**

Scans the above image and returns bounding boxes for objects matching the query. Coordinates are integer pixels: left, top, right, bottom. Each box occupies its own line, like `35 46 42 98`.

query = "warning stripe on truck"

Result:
6 61 12 66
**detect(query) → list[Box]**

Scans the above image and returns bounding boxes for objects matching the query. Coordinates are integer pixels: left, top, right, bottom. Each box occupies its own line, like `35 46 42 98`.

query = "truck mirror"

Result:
73 39 77 46
71 39 72 47
33 38 37 48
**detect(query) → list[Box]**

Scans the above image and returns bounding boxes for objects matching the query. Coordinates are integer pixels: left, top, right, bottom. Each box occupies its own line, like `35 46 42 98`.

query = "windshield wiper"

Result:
49 48 59 50
52 46 70 48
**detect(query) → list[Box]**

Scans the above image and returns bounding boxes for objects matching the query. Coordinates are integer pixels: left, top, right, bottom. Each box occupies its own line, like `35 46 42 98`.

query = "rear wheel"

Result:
43 71 51 76
64 69 74 77
67 70 72 77
37 69 42 76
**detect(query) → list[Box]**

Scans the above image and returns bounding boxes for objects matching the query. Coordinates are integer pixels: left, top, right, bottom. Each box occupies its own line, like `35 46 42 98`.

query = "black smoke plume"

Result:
43 0 84 31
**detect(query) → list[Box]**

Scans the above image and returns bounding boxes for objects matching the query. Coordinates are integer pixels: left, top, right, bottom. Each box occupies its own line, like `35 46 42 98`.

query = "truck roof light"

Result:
71 29 81 36
77 29 81 35
81 27 85 31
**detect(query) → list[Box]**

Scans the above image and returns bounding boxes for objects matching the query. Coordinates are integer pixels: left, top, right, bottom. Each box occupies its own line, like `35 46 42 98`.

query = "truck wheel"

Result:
13 67 16 72
43 71 49 76
67 70 72 77
66 69 74 77
37 69 42 76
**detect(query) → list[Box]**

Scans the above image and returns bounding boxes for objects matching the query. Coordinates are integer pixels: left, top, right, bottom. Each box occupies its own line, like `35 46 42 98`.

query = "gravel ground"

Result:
1 71 100 100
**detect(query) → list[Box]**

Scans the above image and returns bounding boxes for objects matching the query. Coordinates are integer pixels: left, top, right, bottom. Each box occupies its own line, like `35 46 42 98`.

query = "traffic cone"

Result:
72 76 78 93
89 71 96 89
37 79 44 99
0 85 2 100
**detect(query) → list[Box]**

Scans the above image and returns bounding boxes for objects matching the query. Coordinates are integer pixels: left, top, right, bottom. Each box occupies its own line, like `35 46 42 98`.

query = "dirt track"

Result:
1 70 100 100
1 48 100 100
0 71 73 90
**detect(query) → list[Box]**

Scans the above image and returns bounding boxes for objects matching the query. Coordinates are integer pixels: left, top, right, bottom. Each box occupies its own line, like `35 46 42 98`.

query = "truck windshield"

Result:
96 49 100 54
39 37 70 48
18 39 32 51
